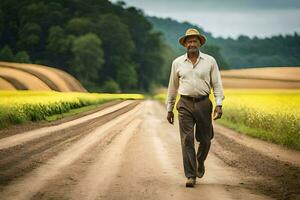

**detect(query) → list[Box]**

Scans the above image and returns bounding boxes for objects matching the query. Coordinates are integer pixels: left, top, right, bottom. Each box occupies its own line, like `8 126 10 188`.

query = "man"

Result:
166 28 224 188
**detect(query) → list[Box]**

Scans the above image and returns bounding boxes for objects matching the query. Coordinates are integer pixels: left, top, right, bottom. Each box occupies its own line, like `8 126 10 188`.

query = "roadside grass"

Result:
0 90 144 129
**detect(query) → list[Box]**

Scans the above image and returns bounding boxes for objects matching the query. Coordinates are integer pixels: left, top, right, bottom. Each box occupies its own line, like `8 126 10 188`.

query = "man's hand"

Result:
213 105 223 120
167 111 174 124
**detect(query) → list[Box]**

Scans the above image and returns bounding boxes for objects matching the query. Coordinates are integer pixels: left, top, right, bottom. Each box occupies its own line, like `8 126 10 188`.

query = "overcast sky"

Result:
110 0 300 39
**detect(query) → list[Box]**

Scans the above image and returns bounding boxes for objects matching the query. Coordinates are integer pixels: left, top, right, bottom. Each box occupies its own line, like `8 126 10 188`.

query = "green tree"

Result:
159 42 177 86
102 78 121 93
71 33 104 87
0 9 3 39
14 51 31 63
46 26 74 72
66 18 95 36
116 62 137 90
96 13 137 90
17 22 41 49
0 45 14 61
47 26 71 54
202 45 229 70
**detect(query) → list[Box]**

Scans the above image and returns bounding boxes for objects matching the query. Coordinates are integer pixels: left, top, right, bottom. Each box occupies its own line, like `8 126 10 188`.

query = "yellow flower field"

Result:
154 89 300 150
0 90 144 128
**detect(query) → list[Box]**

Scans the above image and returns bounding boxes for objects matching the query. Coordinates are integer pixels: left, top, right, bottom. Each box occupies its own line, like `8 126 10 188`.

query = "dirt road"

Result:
0 100 299 200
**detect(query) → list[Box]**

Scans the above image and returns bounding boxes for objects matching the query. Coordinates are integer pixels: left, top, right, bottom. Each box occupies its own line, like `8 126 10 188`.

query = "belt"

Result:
180 94 209 102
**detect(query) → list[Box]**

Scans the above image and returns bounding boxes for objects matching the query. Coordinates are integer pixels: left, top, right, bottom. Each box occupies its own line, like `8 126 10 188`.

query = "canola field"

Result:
155 89 300 150
0 90 144 128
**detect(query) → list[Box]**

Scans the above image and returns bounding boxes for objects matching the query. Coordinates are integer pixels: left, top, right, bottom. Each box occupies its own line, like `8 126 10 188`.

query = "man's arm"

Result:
210 59 224 120
210 58 224 105
166 61 179 124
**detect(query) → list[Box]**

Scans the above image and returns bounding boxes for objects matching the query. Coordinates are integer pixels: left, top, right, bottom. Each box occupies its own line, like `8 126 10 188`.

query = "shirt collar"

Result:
183 50 205 63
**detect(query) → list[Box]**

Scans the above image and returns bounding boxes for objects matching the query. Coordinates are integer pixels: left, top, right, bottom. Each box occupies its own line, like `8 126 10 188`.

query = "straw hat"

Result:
179 28 206 46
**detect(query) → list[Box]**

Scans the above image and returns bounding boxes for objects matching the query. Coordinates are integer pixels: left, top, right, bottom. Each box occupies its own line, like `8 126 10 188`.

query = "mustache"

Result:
187 47 199 53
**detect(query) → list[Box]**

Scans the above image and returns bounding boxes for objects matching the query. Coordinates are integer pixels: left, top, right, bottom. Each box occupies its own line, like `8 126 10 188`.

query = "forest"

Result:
0 0 172 92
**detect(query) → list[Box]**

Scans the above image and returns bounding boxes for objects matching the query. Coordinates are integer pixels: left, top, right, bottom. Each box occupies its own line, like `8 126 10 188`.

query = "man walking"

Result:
166 28 224 187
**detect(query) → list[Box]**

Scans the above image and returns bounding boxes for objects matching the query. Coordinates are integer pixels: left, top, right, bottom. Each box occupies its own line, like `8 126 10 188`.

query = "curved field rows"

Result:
0 61 86 92
0 62 70 91
0 67 51 90
0 63 61 91
221 67 300 81
221 67 300 89
45 66 87 92
222 77 300 89
0 77 15 90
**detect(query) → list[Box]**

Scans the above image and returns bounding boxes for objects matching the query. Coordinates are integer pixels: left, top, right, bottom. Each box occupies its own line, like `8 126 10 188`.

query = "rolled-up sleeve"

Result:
166 61 179 112
210 59 225 106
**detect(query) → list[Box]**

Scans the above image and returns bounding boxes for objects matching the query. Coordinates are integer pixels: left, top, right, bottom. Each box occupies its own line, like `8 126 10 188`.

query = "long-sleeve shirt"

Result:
166 50 224 112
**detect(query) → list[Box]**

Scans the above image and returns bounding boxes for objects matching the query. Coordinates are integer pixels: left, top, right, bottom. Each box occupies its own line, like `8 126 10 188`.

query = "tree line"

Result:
212 33 300 68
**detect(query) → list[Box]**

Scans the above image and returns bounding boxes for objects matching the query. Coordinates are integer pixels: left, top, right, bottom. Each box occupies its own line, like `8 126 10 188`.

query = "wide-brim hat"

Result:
179 28 206 46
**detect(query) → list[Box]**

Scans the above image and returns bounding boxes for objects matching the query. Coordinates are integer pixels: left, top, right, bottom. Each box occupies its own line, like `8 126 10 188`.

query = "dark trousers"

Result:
176 96 214 178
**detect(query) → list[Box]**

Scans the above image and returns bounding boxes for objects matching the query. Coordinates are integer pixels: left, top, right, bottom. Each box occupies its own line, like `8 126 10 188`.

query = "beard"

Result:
187 47 199 53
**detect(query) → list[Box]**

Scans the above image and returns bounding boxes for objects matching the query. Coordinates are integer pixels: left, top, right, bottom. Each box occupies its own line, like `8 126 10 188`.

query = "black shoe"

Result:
186 177 196 187
197 162 205 178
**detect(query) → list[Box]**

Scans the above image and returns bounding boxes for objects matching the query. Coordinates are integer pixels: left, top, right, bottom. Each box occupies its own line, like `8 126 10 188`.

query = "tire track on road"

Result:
69 118 142 200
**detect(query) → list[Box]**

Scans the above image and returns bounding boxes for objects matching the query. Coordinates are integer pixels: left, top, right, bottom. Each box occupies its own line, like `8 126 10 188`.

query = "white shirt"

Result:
166 50 224 112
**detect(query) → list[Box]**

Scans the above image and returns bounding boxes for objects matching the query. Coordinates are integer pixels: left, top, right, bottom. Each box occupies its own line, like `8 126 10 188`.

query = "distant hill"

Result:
147 16 300 69
147 17 214 54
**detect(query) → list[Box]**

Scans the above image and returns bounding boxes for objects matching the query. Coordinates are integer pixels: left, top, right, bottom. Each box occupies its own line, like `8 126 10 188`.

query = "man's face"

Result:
184 36 201 53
